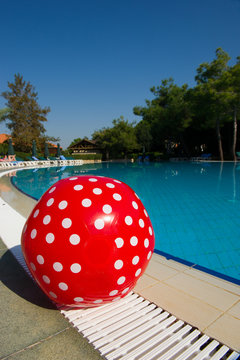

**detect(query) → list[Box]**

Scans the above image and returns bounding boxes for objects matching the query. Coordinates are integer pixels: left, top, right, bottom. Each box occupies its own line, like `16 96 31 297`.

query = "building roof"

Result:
0 133 10 144
68 139 98 149
47 142 62 149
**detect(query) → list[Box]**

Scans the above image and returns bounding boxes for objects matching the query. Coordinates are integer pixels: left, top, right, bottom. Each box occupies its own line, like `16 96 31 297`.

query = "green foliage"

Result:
135 121 152 152
92 116 140 159
1 74 51 152
0 142 8 154
133 48 240 160
134 78 192 154
0 107 11 122
15 151 32 161
71 153 102 160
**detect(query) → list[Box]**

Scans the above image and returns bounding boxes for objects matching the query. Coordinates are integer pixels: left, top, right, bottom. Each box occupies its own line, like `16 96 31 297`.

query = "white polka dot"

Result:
94 299 103 304
42 275 50 284
93 188 102 195
117 276 126 285
113 193 122 201
59 282 68 291
132 256 139 265
112 297 121 302
43 215 51 225
58 200 68 209
49 291 57 298
74 184 83 191
70 263 81 273
122 287 129 294
62 218 72 228
46 233 55 243
37 255 44 264
106 183 115 188
69 177 78 180
132 201 138 209
139 219 145 228
130 236 138 246
115 237 124 248
103 204 112 214
94 219 104 230
53 262 63 272
33 209 39 218
125 216 133 225
114 259 123 270
31 229 37 239
47 198 54 207
49 186 56 193
42 215 50 225
89 178 97 182
147 251 152 260
69 234 80 245
144 238 149 248
135 268 141 277
109 290 118 296
114 179 121 183
82 198 92 207
74 297 83 302
30 262 36 271
144 209 149 217
149 227 153 235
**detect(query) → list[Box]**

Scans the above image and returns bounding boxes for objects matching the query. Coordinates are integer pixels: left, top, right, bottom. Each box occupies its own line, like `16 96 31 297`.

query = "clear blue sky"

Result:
0 0 239 149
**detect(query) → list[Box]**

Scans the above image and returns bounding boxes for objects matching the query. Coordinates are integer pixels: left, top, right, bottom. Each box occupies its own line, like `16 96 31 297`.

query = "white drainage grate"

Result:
58 293 240 360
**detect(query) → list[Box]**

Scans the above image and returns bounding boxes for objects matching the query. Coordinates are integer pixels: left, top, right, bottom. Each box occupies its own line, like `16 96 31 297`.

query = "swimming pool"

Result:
11 161 240 283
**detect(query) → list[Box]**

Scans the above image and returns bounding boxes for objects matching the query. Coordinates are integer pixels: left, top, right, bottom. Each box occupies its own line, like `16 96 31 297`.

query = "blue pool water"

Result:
12 161 240 283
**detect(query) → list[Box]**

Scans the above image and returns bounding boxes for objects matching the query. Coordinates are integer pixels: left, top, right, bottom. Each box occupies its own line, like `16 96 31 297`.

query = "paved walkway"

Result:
0 237 103 360
134 253 240 351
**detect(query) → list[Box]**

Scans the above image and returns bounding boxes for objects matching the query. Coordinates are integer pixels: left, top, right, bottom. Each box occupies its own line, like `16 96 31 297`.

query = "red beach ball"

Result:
21 175 155 307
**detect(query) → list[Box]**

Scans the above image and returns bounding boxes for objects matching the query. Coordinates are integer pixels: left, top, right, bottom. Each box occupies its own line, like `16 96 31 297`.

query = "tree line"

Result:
1 48 239 161
92 48 240 161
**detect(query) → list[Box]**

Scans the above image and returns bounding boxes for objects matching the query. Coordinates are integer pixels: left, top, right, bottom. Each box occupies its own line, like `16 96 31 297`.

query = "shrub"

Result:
71 153 102 160
15 151 32 161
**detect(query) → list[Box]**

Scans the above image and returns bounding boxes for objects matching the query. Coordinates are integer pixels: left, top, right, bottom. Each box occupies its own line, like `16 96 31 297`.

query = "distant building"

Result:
47 142 62 155
68 139 100 155
0 134 15 160
0 133 10 144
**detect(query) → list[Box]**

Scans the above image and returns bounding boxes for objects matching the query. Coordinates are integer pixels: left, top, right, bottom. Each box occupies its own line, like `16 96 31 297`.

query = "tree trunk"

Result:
216 118 224 161
179 133 190 157
232 108 237 162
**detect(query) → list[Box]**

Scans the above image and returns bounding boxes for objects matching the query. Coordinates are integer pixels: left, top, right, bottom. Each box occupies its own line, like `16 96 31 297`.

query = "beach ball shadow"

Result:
0 245 56 310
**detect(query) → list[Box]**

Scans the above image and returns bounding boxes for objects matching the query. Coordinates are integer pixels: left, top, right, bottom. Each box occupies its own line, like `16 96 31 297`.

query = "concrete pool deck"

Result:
0 167 240 357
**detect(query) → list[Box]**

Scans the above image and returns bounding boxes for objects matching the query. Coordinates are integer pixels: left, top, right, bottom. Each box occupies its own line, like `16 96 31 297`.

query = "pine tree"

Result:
1 74 51 152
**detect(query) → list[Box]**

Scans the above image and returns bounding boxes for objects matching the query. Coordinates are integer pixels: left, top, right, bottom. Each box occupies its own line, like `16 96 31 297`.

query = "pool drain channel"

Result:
58 293 239 360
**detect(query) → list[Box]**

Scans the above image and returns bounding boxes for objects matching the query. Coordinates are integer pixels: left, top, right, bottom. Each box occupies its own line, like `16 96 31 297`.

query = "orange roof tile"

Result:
0 133 10 144
48 142 62 149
